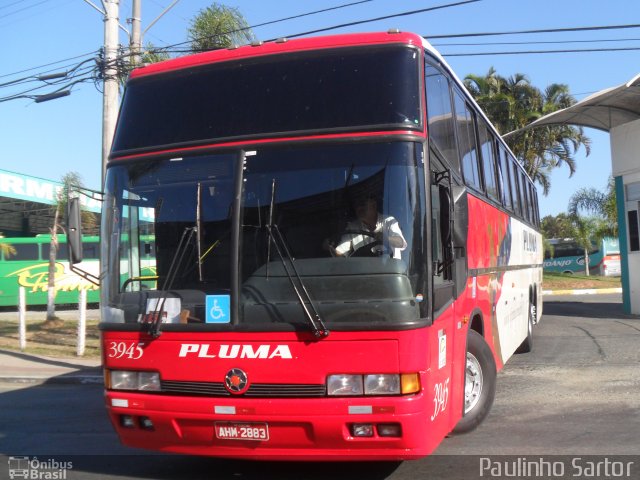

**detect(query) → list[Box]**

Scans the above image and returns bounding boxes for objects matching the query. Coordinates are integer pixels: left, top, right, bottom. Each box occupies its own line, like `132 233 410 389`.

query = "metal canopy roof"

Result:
0 168 101 237
505 73 640 136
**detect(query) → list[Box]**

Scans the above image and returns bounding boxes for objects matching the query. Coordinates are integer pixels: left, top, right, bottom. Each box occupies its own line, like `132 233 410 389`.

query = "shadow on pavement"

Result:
544 301 639 320
0 370 405 480
43 455 404 480
0 348 100 371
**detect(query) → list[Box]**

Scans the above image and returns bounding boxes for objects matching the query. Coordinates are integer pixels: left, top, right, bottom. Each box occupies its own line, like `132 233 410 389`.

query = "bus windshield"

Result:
111 45 421 155
101 141 427 331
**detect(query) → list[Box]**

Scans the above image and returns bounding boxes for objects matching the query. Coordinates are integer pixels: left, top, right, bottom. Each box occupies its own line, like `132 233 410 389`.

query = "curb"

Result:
0 367 103 385
542 287 623 296
0 349 103 385
0 374 103 385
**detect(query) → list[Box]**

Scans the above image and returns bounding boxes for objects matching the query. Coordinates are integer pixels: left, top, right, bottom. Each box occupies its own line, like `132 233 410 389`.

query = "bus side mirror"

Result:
67 197 83 265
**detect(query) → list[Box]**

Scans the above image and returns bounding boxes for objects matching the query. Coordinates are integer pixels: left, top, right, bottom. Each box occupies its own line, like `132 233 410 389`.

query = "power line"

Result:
0 58 96 88
0 0 49 20
153 0 376 53
269 0 481 42
0 58 100 103
433 37 640 47
1 0 376 85
8 2 640 103
442 46 640 57
0 50 99 81
251 0 374 32
155 0 481 55
427 23 640 39
0 0 32 11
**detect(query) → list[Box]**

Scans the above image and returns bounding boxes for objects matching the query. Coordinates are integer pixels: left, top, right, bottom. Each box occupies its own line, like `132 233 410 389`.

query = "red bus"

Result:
87 31 543 460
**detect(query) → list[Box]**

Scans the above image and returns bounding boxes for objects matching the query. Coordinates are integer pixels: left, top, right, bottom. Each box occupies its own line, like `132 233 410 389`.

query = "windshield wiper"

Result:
266 179 329 339
147 226 196 338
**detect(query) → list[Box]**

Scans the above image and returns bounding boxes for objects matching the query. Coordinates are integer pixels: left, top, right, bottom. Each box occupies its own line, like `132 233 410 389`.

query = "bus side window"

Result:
478 120 499 201
9 244 39 261
520 172 531 223
510 161 522 217
453 90 481 191
82 243 99 259
43 243 68 261
517 171 527 221
498 146 513 211
531 185 540 227
527 182 538 225
425 61 460 175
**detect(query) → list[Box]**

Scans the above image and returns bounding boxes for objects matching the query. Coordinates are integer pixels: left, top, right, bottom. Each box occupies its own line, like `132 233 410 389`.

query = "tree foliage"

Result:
541 213 608 275
568 176 617 237
0 233 16 258
541 213 575 239
188 3 255 53
141 42 171 65
124 4 254 76
464 69 591 195
542 178 618 275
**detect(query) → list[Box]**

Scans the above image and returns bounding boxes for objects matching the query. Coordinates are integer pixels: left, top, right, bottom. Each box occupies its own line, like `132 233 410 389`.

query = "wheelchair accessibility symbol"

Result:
206 295 231 323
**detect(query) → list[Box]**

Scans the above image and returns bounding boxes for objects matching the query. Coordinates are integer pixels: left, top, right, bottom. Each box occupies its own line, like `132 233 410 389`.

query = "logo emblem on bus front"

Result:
224 368 249 394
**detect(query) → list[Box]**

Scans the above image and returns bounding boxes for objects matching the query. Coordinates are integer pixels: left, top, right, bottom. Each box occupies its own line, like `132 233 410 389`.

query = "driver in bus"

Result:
325 194 407 259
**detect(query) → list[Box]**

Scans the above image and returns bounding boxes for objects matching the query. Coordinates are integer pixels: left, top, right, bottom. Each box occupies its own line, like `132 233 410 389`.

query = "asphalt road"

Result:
1 293 638 480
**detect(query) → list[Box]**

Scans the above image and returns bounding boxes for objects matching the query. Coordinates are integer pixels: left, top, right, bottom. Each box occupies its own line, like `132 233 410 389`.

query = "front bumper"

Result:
105 390 436 461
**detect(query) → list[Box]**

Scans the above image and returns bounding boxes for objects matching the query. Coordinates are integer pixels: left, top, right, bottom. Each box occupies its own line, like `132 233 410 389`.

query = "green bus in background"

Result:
543 237 621 276
0 234 100 307
0 234 156 307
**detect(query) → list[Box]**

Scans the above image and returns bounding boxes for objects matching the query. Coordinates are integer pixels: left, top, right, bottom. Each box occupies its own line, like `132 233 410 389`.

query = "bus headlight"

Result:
110 370 161 391
364 374 400 395
138 371 161 391
327 374 363 396
327 373 420 396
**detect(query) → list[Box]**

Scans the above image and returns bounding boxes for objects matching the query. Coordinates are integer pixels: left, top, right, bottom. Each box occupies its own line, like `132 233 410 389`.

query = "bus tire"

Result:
515 297 535 354
452 330 497 434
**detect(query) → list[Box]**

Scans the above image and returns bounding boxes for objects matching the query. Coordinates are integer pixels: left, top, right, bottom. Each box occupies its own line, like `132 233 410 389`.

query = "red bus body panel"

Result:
103 327 461 460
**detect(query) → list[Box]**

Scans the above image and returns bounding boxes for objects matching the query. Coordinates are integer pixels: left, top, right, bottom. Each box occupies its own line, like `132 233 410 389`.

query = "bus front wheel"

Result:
452 330 497 434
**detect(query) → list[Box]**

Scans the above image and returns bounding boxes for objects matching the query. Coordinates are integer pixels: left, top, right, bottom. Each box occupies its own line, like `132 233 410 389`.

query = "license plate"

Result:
215 422 269 441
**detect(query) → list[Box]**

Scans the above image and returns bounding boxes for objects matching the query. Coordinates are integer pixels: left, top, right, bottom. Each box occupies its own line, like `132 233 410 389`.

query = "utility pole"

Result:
82 0 180 188
102 0 120 190
130 0 142 67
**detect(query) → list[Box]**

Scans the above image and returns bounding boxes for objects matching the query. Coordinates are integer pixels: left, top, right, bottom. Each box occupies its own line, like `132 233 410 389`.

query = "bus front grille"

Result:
161 380 327 398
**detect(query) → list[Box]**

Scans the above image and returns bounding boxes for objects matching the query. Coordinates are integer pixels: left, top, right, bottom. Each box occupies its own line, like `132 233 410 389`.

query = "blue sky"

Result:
1 0 639 217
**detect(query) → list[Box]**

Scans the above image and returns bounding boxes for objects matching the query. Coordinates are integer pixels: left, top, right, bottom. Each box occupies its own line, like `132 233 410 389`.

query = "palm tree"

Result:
0 233 16 258
568 177 617 236
188 3 255 53
567 178 617 276
464 70 591 195
465 68 512 132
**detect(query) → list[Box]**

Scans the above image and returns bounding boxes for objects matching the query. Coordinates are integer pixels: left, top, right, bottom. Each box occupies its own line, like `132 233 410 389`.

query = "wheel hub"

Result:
464 351 484 413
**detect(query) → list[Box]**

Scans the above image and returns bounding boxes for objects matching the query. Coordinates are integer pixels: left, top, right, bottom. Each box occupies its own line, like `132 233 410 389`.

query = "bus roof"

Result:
129 31 424 80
